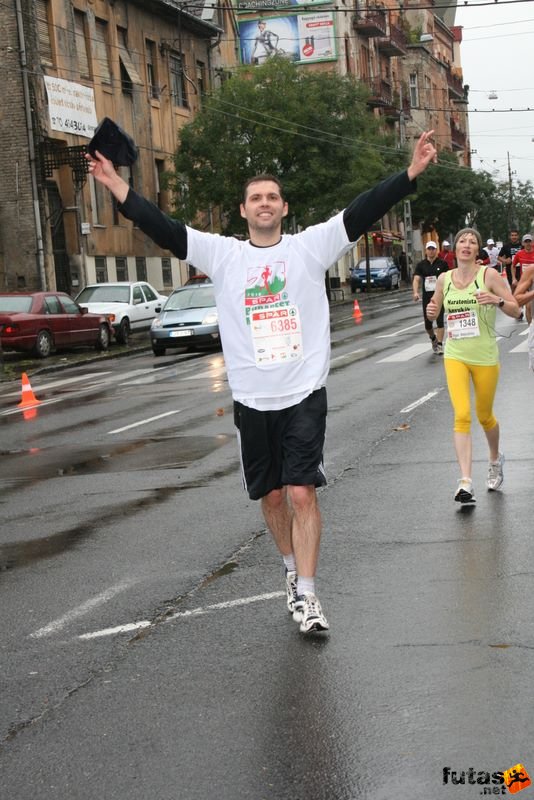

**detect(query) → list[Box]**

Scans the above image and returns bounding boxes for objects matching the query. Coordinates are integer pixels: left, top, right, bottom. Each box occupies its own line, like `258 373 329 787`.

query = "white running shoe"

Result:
487 453 505 491
293 592 329 633
431 339 440 354
454 478 476 505
285 569 298 614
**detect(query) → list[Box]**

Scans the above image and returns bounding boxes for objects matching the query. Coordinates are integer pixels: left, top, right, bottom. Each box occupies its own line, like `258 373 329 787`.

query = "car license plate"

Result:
169 329 193 337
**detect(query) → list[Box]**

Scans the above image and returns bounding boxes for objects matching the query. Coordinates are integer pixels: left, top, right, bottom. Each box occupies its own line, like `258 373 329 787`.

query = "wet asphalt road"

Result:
1 290 533 799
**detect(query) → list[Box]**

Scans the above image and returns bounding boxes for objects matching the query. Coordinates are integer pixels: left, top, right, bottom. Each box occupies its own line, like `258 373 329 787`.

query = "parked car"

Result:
0 292 112 358
74 281 167 344
350 257 401 293
150 285 220 356
184 273 212 285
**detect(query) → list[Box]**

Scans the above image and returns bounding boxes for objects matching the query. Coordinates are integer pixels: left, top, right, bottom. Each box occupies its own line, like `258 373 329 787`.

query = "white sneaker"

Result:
293 592 329 633
285 569 298 614
454 478 476 505
487 453 505 491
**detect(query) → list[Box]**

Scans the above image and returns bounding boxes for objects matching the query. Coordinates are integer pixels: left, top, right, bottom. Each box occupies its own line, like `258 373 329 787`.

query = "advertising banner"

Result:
239 12 336 65
44 77 98 139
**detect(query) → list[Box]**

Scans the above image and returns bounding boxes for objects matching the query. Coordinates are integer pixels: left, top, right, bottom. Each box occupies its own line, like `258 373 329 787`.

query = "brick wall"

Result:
0 1 43 290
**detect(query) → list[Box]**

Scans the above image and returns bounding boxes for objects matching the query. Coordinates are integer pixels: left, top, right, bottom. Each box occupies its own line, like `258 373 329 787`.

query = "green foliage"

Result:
167 59 407 234
410 151 497 240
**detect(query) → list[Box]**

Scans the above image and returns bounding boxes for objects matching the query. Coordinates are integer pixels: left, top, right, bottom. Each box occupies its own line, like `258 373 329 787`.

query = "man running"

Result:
412 241 449 354
86 131 437 634
512 234 534 322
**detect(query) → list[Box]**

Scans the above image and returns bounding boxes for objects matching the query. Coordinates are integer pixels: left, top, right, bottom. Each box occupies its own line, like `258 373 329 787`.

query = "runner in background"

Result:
426 228 520 506
512 234 534 323
413 242 449 354
438 240 455 270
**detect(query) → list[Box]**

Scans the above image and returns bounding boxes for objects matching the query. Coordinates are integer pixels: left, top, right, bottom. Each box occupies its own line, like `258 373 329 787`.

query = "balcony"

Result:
353 8 387 38
364 77 396 111
450 122 466 151
446 67 465 101
377 22 408 57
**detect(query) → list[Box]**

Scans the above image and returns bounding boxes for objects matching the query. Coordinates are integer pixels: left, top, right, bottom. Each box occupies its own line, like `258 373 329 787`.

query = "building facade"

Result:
0 0 238 293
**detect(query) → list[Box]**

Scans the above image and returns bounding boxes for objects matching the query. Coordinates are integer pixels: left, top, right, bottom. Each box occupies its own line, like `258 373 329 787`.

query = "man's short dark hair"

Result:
242 174 285 203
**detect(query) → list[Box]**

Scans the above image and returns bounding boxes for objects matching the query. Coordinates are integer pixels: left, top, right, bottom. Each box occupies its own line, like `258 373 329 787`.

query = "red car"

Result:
0 292 112 358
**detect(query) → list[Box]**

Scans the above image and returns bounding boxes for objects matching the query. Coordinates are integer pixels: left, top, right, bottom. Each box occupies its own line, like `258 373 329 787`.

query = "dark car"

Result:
184 274 212 286
350 257 401 293
150 285 219 356
0 292 112 358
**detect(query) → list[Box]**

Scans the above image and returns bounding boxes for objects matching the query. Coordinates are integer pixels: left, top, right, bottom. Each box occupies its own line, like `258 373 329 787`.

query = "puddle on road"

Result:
0 435 231 481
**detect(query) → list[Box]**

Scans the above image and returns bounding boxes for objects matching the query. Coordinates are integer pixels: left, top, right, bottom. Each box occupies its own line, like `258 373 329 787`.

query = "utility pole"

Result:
399 92 414 281
507 151 515 228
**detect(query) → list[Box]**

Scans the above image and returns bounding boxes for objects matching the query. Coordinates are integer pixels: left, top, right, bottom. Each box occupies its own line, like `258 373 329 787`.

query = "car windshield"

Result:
356 259 390 271
76 286 130 303
0 296 33 312
164 287 215 311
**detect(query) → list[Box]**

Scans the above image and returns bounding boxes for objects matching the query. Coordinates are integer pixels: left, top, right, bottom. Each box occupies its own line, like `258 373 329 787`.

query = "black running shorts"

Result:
233 387 327 501
423 295 444 329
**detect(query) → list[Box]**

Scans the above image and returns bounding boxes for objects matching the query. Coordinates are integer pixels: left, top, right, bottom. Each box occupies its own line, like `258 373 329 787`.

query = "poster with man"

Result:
239 14 336 65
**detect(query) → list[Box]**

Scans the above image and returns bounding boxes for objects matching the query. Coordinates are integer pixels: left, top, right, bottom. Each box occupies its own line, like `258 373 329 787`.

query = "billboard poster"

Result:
238 12 336 65
236 0 330 12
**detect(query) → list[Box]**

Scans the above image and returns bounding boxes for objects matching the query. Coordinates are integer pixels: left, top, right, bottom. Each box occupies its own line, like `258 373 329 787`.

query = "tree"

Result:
410 150 497 241
167 59 406 234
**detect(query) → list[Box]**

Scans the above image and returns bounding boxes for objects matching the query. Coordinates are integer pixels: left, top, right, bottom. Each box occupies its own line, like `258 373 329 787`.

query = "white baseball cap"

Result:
486 238 495 245
442 240 450 247
426 241 437 249
522 234 533 243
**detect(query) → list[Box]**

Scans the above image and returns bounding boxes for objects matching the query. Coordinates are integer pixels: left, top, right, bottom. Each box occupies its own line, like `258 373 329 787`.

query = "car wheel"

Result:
152 345 166 357
95 324 110 351
116 318 130 345
34 329 53 358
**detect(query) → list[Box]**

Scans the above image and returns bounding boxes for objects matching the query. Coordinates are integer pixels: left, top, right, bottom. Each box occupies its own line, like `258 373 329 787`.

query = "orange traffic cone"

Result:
352 299 363 324
18 372 41 409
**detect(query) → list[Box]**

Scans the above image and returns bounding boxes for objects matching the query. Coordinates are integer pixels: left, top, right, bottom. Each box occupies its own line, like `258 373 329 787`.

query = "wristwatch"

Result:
498 298 505 308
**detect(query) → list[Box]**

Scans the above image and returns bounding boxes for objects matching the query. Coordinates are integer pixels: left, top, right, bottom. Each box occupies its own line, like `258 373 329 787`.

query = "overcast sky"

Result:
455 0 534 186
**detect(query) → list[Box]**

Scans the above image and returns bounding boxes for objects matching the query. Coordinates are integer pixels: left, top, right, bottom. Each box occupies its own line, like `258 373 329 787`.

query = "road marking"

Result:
182 366 228 380
30 581 134 638
77 591 285 640
330 348 365 364
107 409 182 434
0 397 63 416
401 388 443 414
510 339 529 353
376 321 423 339
1 372 112 400
377 342 431 362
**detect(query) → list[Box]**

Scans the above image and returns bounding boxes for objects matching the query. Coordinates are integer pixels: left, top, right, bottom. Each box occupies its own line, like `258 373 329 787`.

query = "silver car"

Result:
150 285 220 356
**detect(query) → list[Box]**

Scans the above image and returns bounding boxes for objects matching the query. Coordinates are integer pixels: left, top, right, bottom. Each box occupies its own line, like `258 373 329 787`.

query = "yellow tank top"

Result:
443 266 498 365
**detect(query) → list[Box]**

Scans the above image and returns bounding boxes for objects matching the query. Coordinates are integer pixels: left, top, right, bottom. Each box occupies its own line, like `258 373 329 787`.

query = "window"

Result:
36 0 53 65
162 258 172 287
170 54 188 108
95 256 108 282
142 284 157 301
61 297 81 314
155 159 167 210
196 61 206 103
94 19 111 85
133 286 144 303
74 11 90 78
146 40 159 99
116 257 128 281
409 73 418 108
135 257 147 281
44 296 63 314
118 28 142 97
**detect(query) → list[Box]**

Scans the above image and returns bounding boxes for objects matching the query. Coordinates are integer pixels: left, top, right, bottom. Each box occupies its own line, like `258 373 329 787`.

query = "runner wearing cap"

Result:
483 239 500 270
498 228 521 286
512 234 534 323
438 240 455 270
413 241 449 354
